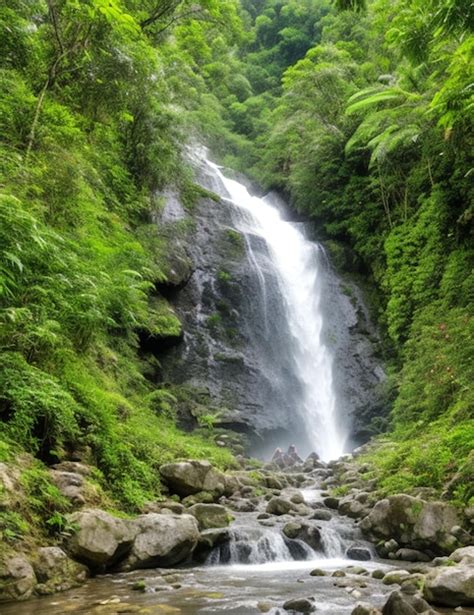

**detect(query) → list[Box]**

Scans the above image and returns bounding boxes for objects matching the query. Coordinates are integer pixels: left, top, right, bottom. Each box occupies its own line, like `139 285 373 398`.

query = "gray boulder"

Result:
32 547 88 595
66 508 135 570
311 509 332 521
424 563 474 607
395 548 430 562
347 545 372 561
360 494 461 554
119 513 199 570
450 545 474 565
283 596 316 612
188 504 230 530
266 496 298 516
283 522 321 551
159 460 226 498
382 590 418 615
0 555 36 602
323 497 339 510
352 604 382 615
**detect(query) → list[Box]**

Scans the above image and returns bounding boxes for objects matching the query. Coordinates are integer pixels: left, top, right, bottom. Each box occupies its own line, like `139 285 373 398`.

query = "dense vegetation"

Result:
0 0 472 552
0 0 242 529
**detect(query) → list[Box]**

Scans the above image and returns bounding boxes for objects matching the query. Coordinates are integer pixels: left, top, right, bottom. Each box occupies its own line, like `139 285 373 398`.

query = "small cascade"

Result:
207 527 316 566
320 527 346 559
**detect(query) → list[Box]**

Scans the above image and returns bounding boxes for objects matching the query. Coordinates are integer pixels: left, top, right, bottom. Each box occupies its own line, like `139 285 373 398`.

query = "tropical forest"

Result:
0 0 473 612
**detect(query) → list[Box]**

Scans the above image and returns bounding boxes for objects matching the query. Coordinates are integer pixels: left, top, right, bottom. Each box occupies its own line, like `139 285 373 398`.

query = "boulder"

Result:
381 591 418 615
193 528 231 562
352 604 382 615
450 545 474 565
119 513 199 570
423 563 474 607
226 498 257 513
283 597 316 613
311 509 332 521
346 545 372 561
339 497 367 519
394 548 430 563
382 570 411 585
323 497 339 510
66 509 135 570
159 460 226 498
0 555 36 602
360 494 461 554
266 496 299 516
188 504 230 530
32 547 88 595
283 522 321 551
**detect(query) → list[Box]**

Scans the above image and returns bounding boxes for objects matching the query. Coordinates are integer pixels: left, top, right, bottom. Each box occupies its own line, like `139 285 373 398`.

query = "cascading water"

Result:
206 159 347 461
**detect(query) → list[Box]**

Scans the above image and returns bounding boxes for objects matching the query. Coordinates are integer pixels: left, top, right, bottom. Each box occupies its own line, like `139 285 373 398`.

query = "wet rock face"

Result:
157 159 386 456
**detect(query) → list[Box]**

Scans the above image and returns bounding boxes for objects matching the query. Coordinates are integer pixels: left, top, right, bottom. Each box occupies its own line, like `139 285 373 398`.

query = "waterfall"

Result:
207 527 316 566
206 159 347 462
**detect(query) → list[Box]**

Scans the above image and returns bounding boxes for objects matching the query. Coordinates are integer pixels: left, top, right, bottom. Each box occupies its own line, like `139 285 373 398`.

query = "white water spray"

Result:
207 160 347 461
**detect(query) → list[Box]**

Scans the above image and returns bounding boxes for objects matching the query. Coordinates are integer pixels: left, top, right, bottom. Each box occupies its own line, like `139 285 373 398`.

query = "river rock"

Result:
283 596 316 612
311 509 332 521
119 513 199 570
323 496 339 509
360 494 461 554
347 545 372 561
394 548 431 562
159 460 226 498
0 555 36 602
450 546 474 565
188 504 230 530
66 508 135 570
283 522 321 550
266 496 299 515
381 590 418 615
382 570 411 585
193 528 231 562
423 563 474 607
32 547 88 595
352 604 382 615
226 497 257 512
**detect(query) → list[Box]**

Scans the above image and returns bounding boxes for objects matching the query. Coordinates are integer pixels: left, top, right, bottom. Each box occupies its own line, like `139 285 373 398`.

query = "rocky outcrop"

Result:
65 509 135 570
118 513 199 571
360 494 463 555
32 547 88 595
159 460 226 498
158 155 386 454
0 556 36 603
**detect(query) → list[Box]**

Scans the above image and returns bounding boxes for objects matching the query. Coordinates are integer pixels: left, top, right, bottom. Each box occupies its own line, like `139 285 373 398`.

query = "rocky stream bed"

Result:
1 450 473 614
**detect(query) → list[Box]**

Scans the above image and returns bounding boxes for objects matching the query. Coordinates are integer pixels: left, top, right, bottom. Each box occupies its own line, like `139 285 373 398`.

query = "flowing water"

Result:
205 159 347 461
